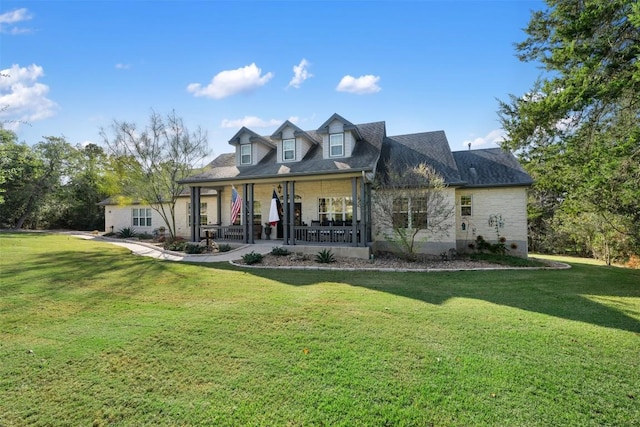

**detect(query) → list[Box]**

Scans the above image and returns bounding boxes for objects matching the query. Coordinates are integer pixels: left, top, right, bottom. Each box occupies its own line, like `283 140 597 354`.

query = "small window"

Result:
283 139 295 161
329 133 344 157
460 195 472 216
240 144 252 165
132 208 152 227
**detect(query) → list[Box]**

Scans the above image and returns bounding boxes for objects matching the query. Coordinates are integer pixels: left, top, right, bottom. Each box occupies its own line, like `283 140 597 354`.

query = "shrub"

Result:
117 227 137 238
164 237 187 252
242 251 264 265
137 232 154 240
271 246 291 256
315 249 336 264
185 243 206 254
103 232 115 237
218 244 232 252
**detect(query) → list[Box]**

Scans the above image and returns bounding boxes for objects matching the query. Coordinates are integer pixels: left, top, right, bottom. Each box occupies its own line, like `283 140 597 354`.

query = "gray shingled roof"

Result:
453 148 533 187
379 131 465 185
179 117 532 189
181 121 386 184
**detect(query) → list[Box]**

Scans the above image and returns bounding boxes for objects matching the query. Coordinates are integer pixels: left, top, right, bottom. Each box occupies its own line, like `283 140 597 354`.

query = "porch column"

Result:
190 186 201 242
282 181 289 244
360 175 366 247
351 177 358 247
189 187 196 242
191 187 202 242
248 183 255 244
365 182 372 243
216 188 222 225
289 181 296 245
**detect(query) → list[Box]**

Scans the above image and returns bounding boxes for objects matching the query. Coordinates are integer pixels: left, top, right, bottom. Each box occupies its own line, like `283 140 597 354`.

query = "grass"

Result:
1 232 639 426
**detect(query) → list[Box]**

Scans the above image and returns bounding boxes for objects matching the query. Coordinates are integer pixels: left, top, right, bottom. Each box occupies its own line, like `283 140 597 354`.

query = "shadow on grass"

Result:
3 232 638 334
208 261 640 334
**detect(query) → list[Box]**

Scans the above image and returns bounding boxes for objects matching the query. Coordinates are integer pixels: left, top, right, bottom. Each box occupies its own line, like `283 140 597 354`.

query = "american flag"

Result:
231 186 242 224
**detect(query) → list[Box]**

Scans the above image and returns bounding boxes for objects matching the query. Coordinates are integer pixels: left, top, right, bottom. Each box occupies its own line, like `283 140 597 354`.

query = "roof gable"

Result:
316 113 363 139
271 120 320 145
228 126 276 148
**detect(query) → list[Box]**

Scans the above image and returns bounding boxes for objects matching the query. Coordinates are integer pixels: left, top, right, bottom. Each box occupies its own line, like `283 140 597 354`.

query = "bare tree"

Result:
373 162 454 260
100 110 208 238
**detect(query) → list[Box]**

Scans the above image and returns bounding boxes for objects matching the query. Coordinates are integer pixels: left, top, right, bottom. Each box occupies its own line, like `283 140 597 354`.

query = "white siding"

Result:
321 119 355 159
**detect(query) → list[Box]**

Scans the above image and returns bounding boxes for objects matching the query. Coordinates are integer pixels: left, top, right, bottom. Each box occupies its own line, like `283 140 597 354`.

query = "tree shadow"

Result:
207 262 640 334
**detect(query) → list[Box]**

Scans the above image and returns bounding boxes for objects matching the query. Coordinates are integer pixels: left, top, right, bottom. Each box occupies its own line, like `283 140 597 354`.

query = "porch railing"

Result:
293 225 361 245
201 224 362 245
200 225 244 242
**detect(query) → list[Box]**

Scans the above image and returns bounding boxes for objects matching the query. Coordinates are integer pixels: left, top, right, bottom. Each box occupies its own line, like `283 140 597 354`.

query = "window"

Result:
232 201 261 226
329 133 344 157
187 202 208 225
282 139 295 161
240 144 252 165
392 197 428 228
132 208 152 227
460 195 472 216
318 196 353 224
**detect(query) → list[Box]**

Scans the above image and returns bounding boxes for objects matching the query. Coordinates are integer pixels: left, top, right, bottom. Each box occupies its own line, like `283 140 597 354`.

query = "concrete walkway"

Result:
71 233 271 263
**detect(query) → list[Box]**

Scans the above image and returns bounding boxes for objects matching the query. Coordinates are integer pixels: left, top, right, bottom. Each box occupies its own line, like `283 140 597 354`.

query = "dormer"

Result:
316 113 362 159
228 127 275 167
270 120 320 163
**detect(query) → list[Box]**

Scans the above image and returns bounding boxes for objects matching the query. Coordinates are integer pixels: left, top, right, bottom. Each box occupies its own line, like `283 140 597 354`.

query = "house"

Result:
101 113 533 258
99 190 218 237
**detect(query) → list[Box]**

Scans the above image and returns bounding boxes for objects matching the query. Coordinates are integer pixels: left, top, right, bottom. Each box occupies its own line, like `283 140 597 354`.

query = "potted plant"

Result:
264 223 273 240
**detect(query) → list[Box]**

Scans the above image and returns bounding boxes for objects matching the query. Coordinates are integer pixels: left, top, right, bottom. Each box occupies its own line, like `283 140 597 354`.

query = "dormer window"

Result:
282 139 295 161
329 133 344 157
240 144 252 165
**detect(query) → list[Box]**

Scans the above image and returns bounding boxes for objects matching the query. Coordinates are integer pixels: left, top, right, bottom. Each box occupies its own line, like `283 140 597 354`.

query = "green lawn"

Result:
1 233 639 426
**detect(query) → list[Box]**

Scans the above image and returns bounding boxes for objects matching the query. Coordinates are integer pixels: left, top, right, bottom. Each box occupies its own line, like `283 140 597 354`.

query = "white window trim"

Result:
240 144 252 165
329 133 344 157
132 208 152 227
460 195 473 217
187 202 208 226
282 138 296 162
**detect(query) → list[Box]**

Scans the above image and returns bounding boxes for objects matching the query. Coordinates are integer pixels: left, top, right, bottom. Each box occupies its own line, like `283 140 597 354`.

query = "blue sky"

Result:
1 0 545 161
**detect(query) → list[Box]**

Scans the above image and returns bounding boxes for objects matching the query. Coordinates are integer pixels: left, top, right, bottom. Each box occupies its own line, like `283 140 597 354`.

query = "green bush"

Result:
164 237 187 252
315 249 336 264
218 244 232 252
185 243 206 254
137 232 154 240
242 251 264 265
117 227 137 238
271 246 291 256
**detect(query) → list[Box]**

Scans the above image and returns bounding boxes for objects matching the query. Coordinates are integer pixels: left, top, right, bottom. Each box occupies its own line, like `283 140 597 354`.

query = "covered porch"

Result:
188 174 373 248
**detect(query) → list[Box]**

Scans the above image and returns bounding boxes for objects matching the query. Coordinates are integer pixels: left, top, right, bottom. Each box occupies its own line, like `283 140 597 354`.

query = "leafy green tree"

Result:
0 135 75 229
498 0 640 259
100 110 209 238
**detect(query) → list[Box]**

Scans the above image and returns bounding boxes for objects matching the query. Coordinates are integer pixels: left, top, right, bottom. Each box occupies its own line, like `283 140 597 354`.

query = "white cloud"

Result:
463 129 505 149
336 74 381 95
187 63 274 99
115 63 131 70
0 64 58 127
220 115 299 129
287 59 313 88
0 8 33 34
